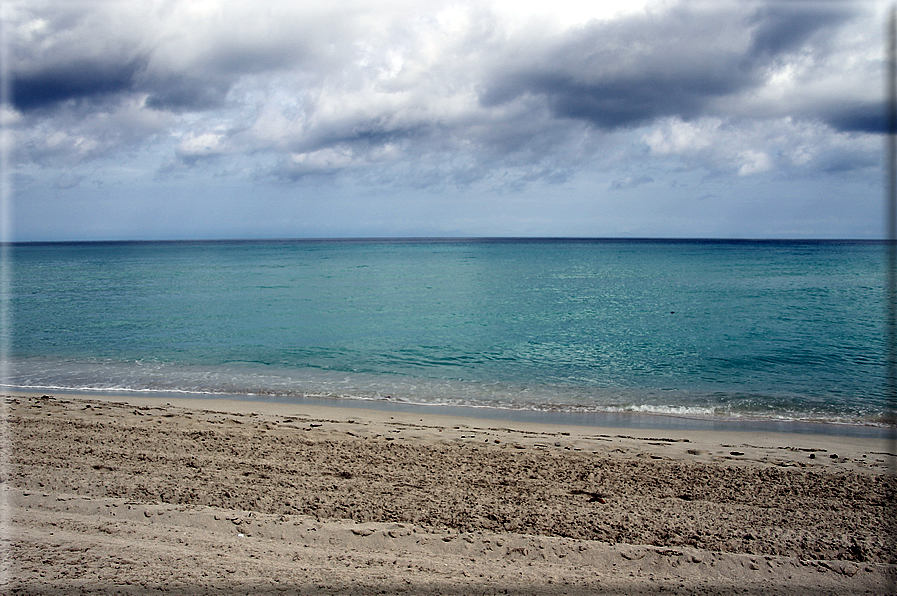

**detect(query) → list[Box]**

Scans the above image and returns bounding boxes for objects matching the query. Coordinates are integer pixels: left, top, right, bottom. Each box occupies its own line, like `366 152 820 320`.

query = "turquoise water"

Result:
6 239 890 427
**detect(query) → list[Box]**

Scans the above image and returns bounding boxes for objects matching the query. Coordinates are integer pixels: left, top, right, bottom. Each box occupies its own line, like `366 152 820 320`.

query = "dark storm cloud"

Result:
743 2 852 61
13 58 146 111
482 70 741 129
10 1 319 114
298 122 429 155
139 40 315 112
141 74 233 112
479 2 862 131
821 102 885 135
12 47 287 114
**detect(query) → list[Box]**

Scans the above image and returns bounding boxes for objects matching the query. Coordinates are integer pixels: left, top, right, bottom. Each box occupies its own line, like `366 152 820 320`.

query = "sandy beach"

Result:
3 392 895 595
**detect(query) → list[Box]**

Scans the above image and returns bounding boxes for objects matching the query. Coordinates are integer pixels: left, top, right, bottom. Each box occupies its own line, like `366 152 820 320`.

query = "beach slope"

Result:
5 393 895 595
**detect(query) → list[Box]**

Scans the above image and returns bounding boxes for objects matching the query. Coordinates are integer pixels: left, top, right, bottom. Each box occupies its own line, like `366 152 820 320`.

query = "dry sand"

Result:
3 392 895 595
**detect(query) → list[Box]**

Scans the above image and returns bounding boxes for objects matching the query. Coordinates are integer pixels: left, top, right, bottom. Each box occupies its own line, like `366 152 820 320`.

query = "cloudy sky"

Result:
6 0 888 241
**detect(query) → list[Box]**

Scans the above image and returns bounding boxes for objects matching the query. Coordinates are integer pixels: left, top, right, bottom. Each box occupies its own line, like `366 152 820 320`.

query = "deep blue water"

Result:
5 238 890 427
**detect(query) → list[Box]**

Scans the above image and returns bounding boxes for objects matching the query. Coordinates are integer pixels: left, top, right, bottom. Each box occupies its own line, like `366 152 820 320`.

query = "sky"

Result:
5 0 890 241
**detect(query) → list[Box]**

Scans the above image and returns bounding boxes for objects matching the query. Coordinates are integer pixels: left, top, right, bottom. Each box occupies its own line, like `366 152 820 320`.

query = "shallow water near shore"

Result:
7 238 891 431
22 387 891 439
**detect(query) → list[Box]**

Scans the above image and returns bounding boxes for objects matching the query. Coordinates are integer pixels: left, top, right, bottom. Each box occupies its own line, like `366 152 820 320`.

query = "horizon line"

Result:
5 236 888 245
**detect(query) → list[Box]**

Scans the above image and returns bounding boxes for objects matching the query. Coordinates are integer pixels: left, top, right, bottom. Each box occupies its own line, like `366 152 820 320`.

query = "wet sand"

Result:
4 392 895 595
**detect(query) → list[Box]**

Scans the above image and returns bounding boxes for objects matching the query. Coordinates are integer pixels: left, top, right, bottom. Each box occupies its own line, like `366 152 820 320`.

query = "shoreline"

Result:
6 387 894 439
6 391 896 594
24 390 897 470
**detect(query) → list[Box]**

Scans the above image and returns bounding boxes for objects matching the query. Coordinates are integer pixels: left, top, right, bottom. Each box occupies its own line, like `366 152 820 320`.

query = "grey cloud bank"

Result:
7 0 887 241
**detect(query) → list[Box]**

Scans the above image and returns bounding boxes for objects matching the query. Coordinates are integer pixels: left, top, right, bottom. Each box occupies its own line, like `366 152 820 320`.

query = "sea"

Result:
4 238 893 436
